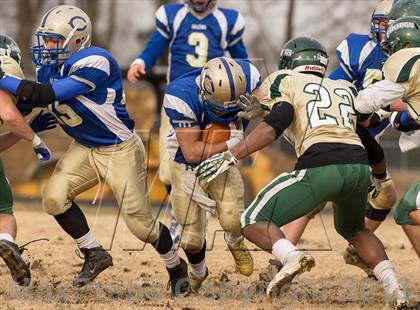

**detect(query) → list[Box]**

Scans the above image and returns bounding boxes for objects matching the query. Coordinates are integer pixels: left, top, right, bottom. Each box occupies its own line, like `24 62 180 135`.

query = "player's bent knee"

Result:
218 211 241 236
122 214 159 243
408 210 420 226
179 232 204 252
42 183 69 216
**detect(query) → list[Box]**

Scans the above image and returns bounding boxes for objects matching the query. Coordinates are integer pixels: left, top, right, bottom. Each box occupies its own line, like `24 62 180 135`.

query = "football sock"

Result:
190 259 207 278
373 260 400 295
161 250 181 269
224 231 241 245
75 230 100 249
152 223 174 254
151 223 181 269
0 233 14 243
184 241 206 264
54 201 90 239
272 238 299 265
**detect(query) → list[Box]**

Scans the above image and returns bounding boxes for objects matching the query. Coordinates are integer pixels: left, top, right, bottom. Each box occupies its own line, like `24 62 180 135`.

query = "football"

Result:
200 123 231 144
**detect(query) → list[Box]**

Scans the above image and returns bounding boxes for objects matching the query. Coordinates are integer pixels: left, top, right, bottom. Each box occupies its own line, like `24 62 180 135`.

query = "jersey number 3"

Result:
186 32 208 67
304 83 356 129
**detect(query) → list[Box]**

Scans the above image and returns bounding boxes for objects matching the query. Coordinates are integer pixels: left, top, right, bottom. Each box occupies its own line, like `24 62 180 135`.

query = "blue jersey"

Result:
329 33 389 138
37 46 134 147
329 33 388 91
163 60 261 165
138 3 248 83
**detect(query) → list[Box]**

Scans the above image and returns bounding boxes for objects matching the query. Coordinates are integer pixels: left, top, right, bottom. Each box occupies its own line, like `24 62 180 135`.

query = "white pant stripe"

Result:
241 169 307 226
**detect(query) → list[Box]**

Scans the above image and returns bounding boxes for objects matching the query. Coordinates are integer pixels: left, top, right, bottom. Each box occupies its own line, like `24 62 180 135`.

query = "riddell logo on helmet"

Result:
304 65 324 72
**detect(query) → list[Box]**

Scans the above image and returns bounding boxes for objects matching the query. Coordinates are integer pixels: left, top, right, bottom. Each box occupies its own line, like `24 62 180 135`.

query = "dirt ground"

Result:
1 202 418 310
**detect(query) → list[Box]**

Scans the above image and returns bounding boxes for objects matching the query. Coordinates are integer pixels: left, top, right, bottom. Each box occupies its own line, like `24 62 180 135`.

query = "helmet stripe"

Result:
219 57 235 101
41 7 56 27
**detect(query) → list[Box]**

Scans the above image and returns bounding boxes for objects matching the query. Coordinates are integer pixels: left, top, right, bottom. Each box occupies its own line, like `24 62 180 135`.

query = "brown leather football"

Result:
200 123 231 144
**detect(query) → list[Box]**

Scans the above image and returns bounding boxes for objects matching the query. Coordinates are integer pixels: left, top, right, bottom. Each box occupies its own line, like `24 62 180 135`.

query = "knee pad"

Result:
218 206 241 236
122 213 159 243
42 180 70 216
179 229 205 253
365 203 391 221
368 178 397 210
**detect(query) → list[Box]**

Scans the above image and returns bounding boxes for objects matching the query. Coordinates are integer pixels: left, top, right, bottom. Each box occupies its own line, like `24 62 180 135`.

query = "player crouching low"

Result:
196 37 409 309
163 57 260 294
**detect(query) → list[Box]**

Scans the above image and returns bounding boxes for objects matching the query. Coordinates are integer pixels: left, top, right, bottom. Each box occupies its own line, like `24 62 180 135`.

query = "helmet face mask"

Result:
370 0 393 43
199 57 246 124
0 34 23 69
31 32 69 68
186 0 217 13
278 37 329 77
31 5 92 68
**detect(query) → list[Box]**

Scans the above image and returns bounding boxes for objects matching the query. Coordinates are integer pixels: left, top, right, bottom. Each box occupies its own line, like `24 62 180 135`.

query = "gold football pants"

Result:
169 160 244 252
42 135 159 243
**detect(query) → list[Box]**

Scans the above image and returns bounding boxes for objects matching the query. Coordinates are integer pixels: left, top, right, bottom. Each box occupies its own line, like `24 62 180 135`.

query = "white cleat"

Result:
383 286 409 310
266 252 315 298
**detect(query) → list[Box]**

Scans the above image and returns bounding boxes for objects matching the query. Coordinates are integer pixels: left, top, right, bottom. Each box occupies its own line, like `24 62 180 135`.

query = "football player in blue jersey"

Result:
0 5 190 296
0 36 56 287
127 0 249 244
163 57 259 294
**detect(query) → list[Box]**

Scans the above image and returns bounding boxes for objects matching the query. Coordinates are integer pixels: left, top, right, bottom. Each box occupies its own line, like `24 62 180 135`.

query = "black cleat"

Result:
0 239 31 286
73 246 113 287
167 258 190 297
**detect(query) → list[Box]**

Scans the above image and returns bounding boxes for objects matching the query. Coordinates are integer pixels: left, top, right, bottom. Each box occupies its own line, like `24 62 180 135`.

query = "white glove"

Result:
195 151 238 183
31 134 51 162
226 122 244 150
237 94 267 120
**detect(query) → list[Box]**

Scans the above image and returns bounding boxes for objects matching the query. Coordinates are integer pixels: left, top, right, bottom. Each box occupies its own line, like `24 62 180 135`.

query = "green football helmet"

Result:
382 16 420 54
0 35 23 69
278 36 328 77
389 0 420 21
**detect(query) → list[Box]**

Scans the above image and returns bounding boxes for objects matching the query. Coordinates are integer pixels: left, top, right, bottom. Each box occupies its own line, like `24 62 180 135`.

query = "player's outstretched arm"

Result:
128 29 170 83
232 102 294 160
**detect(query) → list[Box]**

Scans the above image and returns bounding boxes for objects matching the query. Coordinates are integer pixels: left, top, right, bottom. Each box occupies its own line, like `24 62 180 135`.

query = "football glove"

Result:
31 134 51 162
29 110 57 133
195 151 238 183
237 94 267 120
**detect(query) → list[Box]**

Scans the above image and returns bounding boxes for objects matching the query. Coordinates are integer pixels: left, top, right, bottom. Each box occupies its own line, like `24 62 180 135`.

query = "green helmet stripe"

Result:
269 74 288 99
396 54 420 83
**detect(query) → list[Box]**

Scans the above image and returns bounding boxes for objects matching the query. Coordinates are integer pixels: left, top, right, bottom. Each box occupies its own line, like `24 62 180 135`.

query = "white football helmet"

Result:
31 5 92 67
370 0 393 43
199 57 246 124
